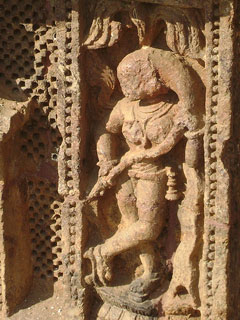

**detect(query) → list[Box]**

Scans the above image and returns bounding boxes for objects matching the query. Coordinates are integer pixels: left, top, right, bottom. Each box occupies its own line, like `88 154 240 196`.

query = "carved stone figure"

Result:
83 45 205 316
0 1 238 320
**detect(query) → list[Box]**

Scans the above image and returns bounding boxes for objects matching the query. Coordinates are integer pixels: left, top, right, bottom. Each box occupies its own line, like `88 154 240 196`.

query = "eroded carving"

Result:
0 0 237 319
83 12 205 314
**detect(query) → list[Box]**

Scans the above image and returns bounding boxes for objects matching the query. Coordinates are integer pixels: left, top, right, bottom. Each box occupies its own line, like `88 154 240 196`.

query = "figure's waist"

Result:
128 160 166 180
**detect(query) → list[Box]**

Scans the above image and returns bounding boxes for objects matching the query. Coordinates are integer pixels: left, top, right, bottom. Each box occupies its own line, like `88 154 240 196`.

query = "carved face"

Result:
117 49 168 101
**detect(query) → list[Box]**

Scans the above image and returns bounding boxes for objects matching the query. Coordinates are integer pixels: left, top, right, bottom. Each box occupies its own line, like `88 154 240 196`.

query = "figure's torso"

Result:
106 96 180 180
121 98 178 150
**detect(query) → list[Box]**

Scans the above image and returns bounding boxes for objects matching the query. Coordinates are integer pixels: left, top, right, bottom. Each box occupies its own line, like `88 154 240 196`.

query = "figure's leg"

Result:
100 179 165 254
84 173 138 285
138 242 158 277
128 178 167 299
84 176 167 288
99 178 166 282
136 177 166 276
115 173 138 228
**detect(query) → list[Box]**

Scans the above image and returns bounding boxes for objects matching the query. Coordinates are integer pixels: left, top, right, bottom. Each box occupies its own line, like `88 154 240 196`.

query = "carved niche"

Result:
0 0 238 320
81 1 205 318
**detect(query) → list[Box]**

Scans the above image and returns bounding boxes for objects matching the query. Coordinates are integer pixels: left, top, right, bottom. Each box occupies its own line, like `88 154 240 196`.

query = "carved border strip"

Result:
56 0 68 197
69 0 87 310
212 0 235 318
63 3 79 302
56 0 75 300
202 0 220 318
56 0 86 312
203 0 235 319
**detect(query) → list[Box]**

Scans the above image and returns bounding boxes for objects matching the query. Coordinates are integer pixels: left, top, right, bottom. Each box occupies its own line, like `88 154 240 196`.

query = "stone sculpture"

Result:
0 0 238 319
84 46 204 315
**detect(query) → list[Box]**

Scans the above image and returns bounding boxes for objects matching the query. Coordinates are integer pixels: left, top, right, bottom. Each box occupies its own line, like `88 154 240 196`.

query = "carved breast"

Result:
122 102 176 147
122 120 144 145
146 112 174 145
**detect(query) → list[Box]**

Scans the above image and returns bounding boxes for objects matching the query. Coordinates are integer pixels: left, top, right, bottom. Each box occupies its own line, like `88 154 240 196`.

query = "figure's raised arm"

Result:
95 102 124 177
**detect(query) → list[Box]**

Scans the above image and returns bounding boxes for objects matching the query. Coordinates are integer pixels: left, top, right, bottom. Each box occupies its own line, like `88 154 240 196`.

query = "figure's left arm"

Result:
118 122 185 166
144 124 186 160
120 106 203 165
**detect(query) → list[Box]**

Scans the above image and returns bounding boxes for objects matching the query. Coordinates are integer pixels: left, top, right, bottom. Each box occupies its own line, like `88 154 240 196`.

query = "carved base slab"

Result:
97 302 158 320
96 302 201 320
96 286 158 317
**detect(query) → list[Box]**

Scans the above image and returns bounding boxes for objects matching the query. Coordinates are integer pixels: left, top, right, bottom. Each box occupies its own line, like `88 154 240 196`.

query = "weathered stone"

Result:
0 0 239 320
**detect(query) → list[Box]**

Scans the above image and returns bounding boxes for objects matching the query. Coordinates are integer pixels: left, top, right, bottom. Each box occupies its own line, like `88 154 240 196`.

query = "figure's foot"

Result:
84 245 112 286
128 273 161 303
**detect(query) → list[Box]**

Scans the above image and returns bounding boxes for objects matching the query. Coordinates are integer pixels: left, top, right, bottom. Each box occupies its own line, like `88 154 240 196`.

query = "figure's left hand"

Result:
98 160 118 177
120 150 146 166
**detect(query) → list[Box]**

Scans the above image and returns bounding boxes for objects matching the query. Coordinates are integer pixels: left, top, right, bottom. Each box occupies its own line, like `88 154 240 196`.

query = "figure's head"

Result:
117 49 169 101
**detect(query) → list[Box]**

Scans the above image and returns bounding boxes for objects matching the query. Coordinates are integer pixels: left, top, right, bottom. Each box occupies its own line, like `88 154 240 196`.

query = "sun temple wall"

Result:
0 1 239 319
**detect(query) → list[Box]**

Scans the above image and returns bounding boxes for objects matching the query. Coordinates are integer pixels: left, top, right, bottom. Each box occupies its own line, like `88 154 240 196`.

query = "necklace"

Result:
131 101 175 148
